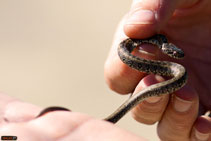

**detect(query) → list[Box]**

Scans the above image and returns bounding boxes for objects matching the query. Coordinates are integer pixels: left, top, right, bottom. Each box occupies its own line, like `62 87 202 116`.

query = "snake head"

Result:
161 43 185 59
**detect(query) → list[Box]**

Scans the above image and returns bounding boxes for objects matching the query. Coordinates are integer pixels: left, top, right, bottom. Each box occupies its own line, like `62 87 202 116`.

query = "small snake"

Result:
104 34 187 123
37 34 188 124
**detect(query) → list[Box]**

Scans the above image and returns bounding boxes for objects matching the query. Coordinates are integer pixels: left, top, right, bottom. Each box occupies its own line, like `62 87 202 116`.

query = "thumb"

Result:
125 0 198 38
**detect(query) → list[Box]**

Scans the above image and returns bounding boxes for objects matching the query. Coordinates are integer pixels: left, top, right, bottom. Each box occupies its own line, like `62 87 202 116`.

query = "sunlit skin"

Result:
0 0 211 141
0 93 147 141
104 0 211 140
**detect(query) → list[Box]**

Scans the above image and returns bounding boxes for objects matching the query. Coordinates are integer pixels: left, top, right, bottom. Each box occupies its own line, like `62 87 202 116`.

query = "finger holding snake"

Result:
104 0 211 140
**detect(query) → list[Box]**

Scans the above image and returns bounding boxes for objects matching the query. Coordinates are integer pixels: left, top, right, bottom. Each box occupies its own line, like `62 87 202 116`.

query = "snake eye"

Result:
161 43 184 59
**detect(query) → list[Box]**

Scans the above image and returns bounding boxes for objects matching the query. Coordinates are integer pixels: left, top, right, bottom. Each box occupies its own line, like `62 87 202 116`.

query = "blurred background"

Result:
0 0 159 140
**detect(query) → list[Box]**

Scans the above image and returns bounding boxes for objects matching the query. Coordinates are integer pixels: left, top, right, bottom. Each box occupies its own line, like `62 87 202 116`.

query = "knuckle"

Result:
157 119 192 141
104 71 130 94
106 79 129 94
132 114 157 125
131 95 169 124
158 129 189 141
104 61 139 94
131 106 162 125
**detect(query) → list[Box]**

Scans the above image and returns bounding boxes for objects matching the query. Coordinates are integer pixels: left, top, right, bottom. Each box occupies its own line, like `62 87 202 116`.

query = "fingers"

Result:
0 112 91 141
104 16 142 94
29 112 146 141
105 42 159 94
104 16 161 94
131 74 200 140
125 0 199 38
191 116 211 141
28 112 91 139
0 93 41 123
104 0 199 94
131 74 170 124
157 84 199 140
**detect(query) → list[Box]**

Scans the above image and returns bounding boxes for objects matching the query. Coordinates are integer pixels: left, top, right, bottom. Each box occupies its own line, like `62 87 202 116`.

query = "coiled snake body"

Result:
104 34 188 123
37 34 188 124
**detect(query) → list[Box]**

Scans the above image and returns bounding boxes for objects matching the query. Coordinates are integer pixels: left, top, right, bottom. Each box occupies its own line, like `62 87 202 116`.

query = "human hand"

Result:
0 93 146 141
104 0 211 140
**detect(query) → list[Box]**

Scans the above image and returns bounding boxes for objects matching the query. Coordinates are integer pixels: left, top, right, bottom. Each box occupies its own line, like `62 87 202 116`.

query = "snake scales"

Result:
37 34 188 124
104 34 188 123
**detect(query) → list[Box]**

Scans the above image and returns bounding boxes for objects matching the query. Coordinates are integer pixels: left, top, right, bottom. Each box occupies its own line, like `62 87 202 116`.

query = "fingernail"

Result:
145 96 162 103
195 129 209 141
174 96 192 112
126 9 155 25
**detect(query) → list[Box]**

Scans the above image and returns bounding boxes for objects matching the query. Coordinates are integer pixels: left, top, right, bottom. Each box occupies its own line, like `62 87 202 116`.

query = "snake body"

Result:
37 34 188 124
104 34 188 123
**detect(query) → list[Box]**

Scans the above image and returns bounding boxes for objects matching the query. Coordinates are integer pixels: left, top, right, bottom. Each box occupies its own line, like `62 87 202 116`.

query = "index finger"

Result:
104 15 159 94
